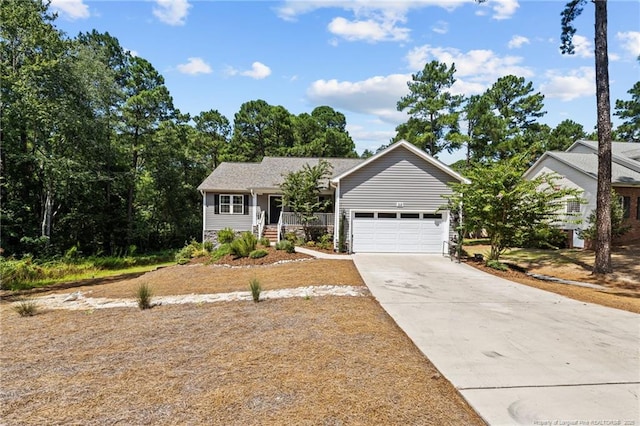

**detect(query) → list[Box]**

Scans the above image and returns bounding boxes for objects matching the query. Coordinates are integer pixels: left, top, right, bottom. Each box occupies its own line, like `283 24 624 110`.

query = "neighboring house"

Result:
524 140 640 248
197 140 468 253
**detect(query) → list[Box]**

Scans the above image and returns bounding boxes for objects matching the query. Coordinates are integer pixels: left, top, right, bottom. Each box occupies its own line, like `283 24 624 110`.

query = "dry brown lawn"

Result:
1 258 483 425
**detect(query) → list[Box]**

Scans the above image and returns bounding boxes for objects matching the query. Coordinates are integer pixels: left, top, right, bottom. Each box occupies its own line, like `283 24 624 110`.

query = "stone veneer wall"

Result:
203 229 256 246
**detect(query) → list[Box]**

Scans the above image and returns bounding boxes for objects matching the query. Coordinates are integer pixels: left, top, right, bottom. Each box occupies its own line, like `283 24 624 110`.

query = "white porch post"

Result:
201 191 206 242
251 191 257 228
333 182 340 250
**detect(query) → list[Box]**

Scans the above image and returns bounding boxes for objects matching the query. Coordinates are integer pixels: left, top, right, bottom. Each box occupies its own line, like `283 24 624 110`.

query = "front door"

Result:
269 196 282 224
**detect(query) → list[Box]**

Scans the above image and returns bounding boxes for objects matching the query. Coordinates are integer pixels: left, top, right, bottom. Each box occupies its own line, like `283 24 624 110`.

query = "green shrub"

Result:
136 283 153 310
64 244 81 261
285 232 298 244
12 299 38 317
249 278 261 303
218 228 236 244
519 225 567 250
317 233 333 250
249 249 268 259
305 241 316 247
203 241 214 252
259 237 271 247
230 232 257 258
275 240 295 253
175 240 204 265
211 243 232 261
486 260 508 271
0 257 44 290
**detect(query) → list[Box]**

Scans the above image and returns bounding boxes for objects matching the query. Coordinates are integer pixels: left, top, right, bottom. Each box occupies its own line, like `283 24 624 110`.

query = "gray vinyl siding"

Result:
204 192 253 231
338 146 456 248
339 146 455 212
567 144 594 155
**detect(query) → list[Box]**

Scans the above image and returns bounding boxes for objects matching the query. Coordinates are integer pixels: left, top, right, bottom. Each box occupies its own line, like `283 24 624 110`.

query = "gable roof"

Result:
544 152 640 184
330 140 470 184
197 156 364 192
525 140 640 185
568 139 640 161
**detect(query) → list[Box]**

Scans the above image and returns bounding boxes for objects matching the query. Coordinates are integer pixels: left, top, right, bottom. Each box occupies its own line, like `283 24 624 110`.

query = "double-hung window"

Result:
566 200 581 214
220 195 244 214
620 196 631 219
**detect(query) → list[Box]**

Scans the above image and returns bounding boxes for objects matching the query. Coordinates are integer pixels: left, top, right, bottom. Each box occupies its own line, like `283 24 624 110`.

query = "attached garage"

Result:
351 211 447 253
330 141 469 254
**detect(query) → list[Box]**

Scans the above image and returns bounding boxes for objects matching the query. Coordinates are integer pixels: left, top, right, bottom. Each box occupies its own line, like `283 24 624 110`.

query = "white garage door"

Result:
352 212 446 253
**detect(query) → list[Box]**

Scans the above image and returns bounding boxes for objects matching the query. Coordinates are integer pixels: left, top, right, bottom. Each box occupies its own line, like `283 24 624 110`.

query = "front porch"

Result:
256 210 335 243
252 192 335 242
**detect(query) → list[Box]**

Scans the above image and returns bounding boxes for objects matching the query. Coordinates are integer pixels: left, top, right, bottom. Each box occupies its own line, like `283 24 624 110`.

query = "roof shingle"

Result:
197 157 364 192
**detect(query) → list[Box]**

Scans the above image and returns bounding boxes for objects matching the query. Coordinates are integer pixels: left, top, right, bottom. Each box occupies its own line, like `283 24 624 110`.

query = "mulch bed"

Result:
208 246 312 266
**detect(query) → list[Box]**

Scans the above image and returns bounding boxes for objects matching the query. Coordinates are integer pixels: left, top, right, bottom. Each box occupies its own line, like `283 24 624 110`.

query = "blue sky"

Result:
51 0 639 164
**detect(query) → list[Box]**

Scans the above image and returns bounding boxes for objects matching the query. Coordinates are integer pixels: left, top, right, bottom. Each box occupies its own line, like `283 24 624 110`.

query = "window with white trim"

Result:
220 195 244 214
566 200 580 214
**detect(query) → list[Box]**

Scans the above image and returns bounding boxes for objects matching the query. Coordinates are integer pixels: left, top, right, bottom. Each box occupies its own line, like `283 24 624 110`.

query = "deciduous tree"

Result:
279 160 333 241
445 157 580 262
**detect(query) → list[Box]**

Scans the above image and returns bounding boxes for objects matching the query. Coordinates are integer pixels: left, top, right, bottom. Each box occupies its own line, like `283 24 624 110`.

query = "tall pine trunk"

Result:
593 0 612 274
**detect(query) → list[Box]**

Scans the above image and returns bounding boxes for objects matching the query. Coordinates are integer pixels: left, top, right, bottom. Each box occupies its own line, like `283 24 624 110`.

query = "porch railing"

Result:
281 212 334 227
256 210 265 239
277 211 284 243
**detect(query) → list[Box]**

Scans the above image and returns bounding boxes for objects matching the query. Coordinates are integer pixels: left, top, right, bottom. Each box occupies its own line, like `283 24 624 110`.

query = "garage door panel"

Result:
352 214 444 253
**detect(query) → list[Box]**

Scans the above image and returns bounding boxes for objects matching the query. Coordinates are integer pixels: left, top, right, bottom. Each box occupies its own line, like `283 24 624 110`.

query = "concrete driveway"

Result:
352 254 640 425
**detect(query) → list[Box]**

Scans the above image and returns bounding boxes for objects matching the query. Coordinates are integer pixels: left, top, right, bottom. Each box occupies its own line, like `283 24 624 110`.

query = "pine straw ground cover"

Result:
0 258 483 425
464 245 640 314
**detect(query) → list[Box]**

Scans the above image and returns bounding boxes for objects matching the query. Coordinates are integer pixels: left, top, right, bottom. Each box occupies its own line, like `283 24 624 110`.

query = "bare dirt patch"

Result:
464 245 640 314
1 297 483 425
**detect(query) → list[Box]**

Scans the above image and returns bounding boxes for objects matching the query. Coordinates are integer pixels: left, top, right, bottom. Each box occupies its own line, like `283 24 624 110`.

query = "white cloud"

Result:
540 67 595 101
227 62 272 80
475 0 519 20
571 35 593 58
243 62 272 79
508 35 529 49
307 74 410 125
490 0 519 20
153 0 190 26
328 16 409 42
405 44 533 95
50 0 90 20
276 1 466 21
617 31 640 58
431 20 448 35
177 57 212 75
276 1 467 43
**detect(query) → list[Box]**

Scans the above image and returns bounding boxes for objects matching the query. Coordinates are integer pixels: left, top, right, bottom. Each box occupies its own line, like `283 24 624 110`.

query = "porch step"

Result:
262 226 279 240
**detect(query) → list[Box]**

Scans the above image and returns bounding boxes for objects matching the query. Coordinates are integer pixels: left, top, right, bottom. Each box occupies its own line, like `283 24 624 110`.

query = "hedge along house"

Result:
524 140 640 248
197 140 469 253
